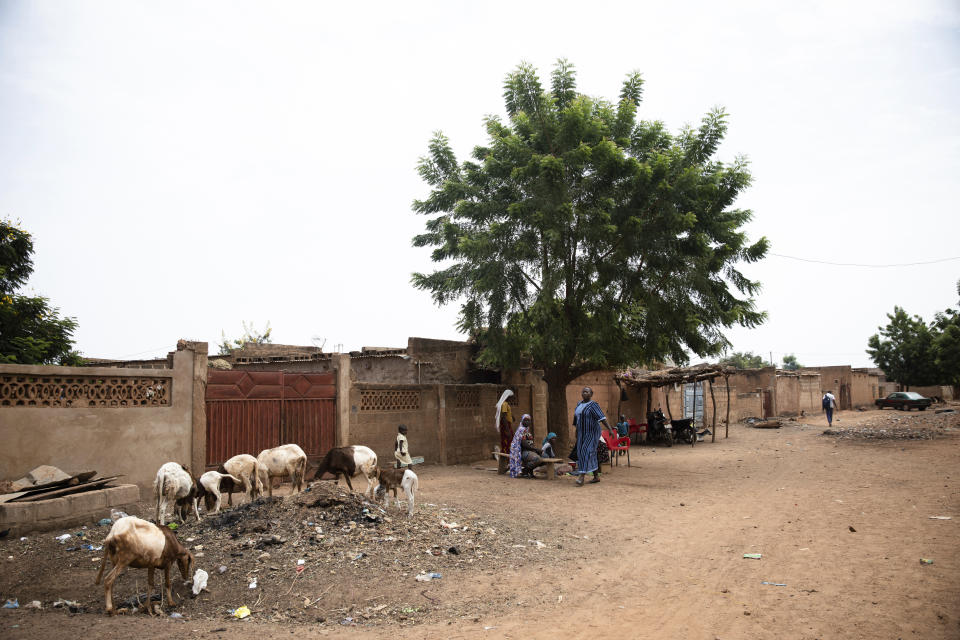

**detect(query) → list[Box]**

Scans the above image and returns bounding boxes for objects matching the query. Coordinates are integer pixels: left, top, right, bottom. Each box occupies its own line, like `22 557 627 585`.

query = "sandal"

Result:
589 476 600 484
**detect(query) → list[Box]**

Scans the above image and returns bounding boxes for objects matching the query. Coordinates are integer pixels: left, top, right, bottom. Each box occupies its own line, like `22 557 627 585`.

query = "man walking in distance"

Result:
822 390 838 427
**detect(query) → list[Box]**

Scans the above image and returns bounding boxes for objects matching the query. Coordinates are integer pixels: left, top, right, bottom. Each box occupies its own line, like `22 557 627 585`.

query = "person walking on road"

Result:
822 390 838 427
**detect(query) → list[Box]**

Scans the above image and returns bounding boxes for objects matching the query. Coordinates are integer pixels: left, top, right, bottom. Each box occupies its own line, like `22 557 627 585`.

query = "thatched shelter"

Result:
614 364 735 441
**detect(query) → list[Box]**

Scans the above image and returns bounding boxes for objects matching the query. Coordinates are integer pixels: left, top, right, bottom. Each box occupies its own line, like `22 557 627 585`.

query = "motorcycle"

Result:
646 409 673 447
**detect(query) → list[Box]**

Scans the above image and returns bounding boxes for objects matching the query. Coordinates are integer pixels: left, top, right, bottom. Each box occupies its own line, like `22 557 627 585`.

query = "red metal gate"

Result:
206 370 335 467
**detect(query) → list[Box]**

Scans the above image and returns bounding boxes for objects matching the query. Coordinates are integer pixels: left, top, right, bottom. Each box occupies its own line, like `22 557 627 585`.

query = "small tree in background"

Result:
719 351 769 369
219 321 273 355
0 218 83 365
782 353 802 370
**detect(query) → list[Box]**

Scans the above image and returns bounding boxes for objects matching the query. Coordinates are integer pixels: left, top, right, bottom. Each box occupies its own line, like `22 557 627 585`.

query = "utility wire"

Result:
769 253 960 268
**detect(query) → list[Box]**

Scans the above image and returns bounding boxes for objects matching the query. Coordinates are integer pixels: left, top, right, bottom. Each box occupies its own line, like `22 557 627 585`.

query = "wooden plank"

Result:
0 492 30 504
12 476 123 502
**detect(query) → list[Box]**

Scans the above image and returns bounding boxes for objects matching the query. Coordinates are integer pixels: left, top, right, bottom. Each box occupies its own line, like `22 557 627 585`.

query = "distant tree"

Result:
412 60 768 442
782 353 802 370
931 279 960 386
219 321 273 355
866 307 937 388
719 351 768 369
0 218 83 365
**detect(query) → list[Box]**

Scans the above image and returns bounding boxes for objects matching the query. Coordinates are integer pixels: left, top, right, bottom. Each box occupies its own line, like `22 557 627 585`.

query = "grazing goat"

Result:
95 516 193 615
218 454 264 506
374 467 419 515
311 445 378 498
195 470 242 514
153 462 199 526
257 443 308 497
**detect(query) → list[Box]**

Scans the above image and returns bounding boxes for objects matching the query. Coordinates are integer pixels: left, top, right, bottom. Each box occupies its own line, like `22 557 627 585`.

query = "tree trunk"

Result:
544 368 575 457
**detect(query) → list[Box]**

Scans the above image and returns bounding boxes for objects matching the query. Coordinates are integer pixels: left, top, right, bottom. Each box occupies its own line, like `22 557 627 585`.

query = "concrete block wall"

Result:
0 484 141 536
0 341 208 488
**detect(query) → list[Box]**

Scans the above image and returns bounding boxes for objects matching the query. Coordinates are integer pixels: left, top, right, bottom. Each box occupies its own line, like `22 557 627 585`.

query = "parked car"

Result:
874 392 932 411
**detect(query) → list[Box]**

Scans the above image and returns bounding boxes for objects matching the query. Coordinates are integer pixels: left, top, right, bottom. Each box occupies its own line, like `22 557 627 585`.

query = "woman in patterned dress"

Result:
572 386 614 486
508 414 533 478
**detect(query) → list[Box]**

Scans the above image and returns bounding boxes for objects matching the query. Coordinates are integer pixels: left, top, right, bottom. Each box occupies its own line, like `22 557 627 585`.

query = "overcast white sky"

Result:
2 1 958 368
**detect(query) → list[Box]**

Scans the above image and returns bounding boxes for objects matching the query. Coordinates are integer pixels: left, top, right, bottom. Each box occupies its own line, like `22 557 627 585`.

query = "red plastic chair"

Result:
601 430 631 468
628 419 646 444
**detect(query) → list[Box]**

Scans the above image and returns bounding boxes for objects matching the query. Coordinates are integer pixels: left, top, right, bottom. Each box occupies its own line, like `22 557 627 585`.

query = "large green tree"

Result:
931 280 960 386
0 218 83 365
412 60 768 442
866 307 937 388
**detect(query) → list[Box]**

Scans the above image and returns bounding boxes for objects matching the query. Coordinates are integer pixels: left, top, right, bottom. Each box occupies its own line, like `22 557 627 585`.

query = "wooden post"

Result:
664 386 673 421
725 373 731 439
709 377 717 443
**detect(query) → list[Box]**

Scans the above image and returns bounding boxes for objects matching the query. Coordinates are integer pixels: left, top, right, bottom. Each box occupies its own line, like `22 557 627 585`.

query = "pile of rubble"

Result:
821 405 960 441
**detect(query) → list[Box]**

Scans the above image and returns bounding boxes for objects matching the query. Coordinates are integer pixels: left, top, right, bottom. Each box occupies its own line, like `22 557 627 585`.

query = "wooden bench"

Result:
492 452 565 480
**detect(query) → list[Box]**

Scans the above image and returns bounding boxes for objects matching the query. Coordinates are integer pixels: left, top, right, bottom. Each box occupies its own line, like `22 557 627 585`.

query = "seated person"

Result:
541 432 558 458
519 430 545 478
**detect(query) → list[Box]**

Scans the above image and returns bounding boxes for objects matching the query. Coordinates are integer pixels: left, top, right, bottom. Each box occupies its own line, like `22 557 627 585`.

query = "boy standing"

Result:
394 424 413 468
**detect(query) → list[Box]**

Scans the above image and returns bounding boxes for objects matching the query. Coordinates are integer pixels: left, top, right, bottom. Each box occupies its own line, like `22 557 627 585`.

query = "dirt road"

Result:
3 407 958 639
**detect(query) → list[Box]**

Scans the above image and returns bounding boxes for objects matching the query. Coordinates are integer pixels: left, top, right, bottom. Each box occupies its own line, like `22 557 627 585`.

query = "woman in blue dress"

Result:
572 386 615 486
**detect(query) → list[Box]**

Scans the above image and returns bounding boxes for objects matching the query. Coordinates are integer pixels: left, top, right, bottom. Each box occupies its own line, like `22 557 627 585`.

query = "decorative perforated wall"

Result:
359 389 421 412
454 387 480 408
0 374 171 407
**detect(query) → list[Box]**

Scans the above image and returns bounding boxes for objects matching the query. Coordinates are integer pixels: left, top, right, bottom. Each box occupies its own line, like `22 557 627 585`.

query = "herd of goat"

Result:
94 444 419 614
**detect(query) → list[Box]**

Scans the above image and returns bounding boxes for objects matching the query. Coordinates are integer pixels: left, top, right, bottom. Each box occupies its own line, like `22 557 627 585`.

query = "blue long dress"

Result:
573 400 606 475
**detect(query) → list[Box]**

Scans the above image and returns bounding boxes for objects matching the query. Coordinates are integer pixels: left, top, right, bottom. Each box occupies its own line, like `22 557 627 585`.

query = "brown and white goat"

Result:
256 443 308 497
95 516 194 615
195 470 242 514
311 445 378 498
374 467 419 515
154 462 199 525
218 454 264 506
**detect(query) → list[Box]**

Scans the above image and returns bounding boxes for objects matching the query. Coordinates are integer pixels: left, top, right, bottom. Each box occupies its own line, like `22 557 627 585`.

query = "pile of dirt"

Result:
0 481 575 627
821 405 960 441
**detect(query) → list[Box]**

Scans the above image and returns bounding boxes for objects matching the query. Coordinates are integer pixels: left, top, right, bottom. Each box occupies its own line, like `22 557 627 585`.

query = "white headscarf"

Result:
494 389 514 432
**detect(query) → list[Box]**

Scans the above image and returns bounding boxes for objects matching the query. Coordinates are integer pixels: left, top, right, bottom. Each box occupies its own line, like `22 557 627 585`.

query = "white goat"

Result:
256 443 308 497
153 462 199 526
375 467 419 515
95 516 193 615
311 445 379 498
218 454 264 506
196 470 242 514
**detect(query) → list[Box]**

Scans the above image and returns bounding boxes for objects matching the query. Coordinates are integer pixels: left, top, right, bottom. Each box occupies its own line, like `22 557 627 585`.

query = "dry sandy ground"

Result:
2 406 958 639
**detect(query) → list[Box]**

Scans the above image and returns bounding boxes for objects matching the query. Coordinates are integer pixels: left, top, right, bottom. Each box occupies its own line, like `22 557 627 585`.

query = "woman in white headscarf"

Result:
495 389 514 454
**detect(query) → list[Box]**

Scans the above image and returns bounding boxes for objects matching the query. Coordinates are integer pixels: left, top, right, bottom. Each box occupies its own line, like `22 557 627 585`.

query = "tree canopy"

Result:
866 281 960 388
782 354 802 370
0 218 83 365
219 321 273 355
718 351 771 369
412 60 768 436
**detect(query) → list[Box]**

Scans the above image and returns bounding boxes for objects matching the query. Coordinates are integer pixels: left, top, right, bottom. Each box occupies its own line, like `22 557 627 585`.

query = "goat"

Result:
195 470 242 514
374 467 419 515
218 454 264 506
153 462 199 526
311 445 378 498
256 443 308 497
94 516 193 615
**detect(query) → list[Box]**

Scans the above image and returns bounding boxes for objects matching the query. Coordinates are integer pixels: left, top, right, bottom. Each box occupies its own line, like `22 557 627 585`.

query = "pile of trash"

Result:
0 481 572 627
